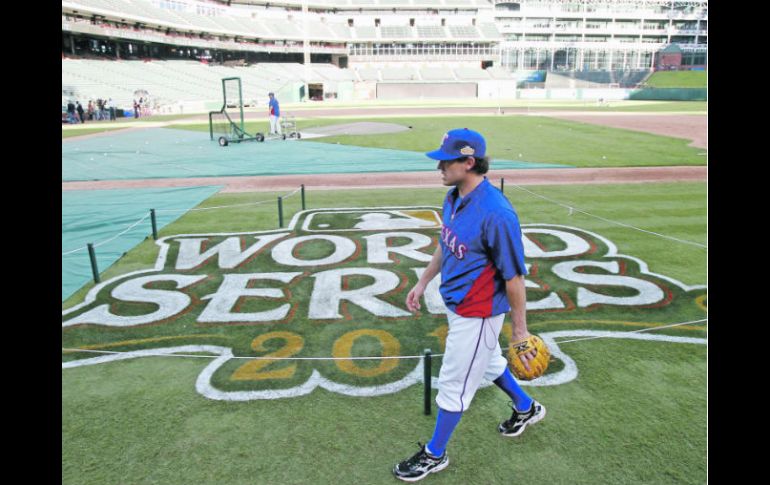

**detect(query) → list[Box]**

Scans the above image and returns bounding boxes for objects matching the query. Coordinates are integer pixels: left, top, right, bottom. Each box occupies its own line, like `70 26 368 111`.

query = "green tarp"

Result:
62 186 222 301
62 128 572 182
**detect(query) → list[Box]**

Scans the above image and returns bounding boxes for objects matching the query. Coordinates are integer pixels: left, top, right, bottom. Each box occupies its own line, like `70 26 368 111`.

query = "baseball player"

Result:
268 92 281 135
392 128 546 482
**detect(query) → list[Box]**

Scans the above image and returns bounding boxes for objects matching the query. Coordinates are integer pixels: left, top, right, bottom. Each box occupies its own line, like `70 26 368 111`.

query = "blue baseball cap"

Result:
425 128 486 160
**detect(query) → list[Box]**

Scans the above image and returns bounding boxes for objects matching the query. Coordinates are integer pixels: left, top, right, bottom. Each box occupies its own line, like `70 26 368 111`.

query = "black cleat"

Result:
498 400 546 437
392 442 449 482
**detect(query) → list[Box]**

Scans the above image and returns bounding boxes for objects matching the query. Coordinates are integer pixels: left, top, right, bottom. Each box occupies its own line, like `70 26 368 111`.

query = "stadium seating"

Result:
478 23 502 39
237 18 274 37
611 70 650 86
327 23 352 39
448 25 480 39
379 66 420 81
61 0 690 110
66 0 332 41
416 25 447 39
70 0 193 29
354 26 378 39
419 67 456 81
63 0 507 47
268 20 304 39
258 63 317 83
485 67 515 80
380 25 414 39
209 16 257 36
453 67 491 80
61 58 358 106
355 67 381 81
167 9 221 31
306 22 336 40
311 64 357 82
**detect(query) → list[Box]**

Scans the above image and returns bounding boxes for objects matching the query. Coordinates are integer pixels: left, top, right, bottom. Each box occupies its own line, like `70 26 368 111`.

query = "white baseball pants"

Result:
436 309 509 413
269 115 281 134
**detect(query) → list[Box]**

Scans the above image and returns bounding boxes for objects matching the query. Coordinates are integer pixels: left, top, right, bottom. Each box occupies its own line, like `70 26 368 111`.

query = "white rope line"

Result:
156 187 301 213
281 187 302 199
61 213 151 256
510 184 708 249
61 348 444 360
61 319 706 360
554 319 707 344
61 247 88 256
157 199 275 213
92 213 151 249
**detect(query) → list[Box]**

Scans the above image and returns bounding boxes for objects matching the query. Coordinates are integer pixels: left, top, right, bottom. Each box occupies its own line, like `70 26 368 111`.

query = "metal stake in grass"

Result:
150 209 158 240
87 243 100 284
424 349 432 415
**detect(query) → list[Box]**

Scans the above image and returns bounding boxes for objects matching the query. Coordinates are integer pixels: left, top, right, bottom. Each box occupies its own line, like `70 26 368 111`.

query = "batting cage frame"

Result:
208 77 265 146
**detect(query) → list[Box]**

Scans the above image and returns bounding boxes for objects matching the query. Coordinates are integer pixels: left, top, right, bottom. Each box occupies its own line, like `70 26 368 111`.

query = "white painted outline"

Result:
63 207 705 319
301 208 442 233
62 331 706 400
63 208 437 317
61 228 291 317
525 223 706 292
62 206 707 400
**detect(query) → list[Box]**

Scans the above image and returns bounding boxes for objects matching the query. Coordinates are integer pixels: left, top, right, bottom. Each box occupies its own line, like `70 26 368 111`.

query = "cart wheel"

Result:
281 134 287 140
218 136 229 147
256 133 265 142
296 132 301 139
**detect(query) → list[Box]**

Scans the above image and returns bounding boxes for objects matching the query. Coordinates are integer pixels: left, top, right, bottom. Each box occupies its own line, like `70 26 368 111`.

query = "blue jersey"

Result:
269 98 280 117
438 177 528 318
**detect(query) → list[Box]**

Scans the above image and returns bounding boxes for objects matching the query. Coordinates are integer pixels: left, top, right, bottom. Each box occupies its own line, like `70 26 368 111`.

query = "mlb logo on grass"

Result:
301 208 442 232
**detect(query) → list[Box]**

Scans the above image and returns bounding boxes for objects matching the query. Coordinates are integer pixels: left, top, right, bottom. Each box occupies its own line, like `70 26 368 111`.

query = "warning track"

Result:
62 166 706 193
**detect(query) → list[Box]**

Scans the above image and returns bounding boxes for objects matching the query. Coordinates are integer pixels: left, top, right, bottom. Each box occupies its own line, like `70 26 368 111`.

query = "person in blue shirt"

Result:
268 92 281 135
393 128 546 482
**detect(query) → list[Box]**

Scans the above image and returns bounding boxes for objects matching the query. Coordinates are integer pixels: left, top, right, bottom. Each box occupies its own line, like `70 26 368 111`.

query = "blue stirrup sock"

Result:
494 367 534 412
426 408 463 457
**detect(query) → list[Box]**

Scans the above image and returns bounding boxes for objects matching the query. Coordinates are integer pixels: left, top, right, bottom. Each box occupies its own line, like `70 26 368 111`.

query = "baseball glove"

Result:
508 334 550 381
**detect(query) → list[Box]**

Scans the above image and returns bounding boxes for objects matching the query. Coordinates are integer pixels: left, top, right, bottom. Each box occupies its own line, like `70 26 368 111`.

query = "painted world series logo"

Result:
62 207 707 400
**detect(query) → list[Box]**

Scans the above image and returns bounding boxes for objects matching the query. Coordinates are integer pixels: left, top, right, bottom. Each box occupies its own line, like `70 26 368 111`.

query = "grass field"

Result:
645 71 708 88
170 114 705 168
61 183 706 312
62 180 706 484
62 100 707 484
305 117 705 167
62 338 705 484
